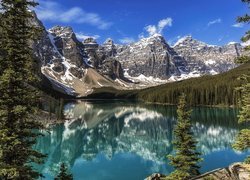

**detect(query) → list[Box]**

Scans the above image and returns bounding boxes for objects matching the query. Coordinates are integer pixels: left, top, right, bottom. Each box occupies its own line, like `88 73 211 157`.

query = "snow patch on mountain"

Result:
32 11 243 97
173 36 192 47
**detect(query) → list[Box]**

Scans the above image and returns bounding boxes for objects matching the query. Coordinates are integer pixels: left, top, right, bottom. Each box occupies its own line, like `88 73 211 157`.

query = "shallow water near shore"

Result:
34 100 249 180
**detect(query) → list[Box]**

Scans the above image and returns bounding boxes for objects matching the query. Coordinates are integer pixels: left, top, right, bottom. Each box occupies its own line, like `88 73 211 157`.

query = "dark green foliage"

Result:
237 1 250 24
237 55 250 64
135 63 250 106
167 94 202 180
233 129 250 150
232 69 250 163
245 156 250 164
236 75 250 123
237 0 250 57
238 14 250 24
55 163 73 180
232 0 250 164
86 63 250 106
0 0 45 179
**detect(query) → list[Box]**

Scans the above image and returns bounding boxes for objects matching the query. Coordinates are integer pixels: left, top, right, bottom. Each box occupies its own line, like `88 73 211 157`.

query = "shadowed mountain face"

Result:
29 12 245 97
34 101 247 180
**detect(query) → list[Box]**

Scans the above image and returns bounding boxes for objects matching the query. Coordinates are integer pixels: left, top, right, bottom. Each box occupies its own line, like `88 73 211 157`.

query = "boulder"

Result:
193 163 250 180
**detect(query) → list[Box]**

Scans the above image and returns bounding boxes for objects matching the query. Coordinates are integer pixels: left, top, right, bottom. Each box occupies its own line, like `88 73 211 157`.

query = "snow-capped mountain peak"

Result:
173 35 193 47
227 42 238 45
48 26 75 39
173 36 219 49
174 36 209 48
31 12 244 97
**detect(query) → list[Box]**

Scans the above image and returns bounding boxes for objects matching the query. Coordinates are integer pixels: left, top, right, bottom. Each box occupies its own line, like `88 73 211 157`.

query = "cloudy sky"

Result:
35 0 249 45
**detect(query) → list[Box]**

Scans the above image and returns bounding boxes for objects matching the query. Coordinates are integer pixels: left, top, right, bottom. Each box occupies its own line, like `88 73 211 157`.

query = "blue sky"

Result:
36 0 249 45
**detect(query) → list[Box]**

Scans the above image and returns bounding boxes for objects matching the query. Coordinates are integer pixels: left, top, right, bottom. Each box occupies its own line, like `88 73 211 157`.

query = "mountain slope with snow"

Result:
31 13 244 97
173 36 241 75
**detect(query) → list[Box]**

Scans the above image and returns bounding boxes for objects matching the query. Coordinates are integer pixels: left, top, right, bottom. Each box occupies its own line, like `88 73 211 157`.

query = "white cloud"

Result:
218 37 223 42
158 18 173 33
232 23 244 28
207 18 222 27
177 35 181 39
144 17 173 36
36 0 112 30
138 33 145 39
119 37 135 44
75 32 100 41
145 25 158 36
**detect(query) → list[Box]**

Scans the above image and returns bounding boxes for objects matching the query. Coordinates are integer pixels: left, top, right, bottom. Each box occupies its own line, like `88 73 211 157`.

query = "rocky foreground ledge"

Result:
145 163 250 180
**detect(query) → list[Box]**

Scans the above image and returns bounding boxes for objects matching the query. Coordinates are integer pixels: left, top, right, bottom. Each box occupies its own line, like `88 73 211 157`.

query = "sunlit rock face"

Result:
34 101 242 177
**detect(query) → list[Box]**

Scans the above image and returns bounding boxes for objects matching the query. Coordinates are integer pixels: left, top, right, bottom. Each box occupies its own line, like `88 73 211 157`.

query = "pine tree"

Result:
0 0 45 179
236 0 250 64
167 93 202 180
232 0 250 164
55 163 73 180
232 67 250 165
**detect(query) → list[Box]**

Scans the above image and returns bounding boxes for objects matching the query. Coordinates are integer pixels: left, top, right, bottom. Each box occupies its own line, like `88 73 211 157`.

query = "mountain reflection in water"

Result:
34 101 248 180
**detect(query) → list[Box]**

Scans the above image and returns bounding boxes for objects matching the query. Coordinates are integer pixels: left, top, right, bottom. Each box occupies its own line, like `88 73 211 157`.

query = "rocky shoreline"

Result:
145 163 250 180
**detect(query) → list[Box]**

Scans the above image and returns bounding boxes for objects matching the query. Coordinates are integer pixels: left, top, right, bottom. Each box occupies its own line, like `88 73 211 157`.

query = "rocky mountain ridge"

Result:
173 35 240 76
32 13 245 97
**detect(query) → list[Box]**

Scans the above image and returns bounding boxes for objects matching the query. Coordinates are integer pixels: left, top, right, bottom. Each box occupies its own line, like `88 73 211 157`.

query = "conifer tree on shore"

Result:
167 94 202 180
55 163 73 180
232 0 250 164
0 0 45 179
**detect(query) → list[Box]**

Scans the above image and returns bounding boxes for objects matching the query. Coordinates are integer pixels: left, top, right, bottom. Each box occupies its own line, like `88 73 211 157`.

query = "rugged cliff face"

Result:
115 34 184 79
82 37 126 81
32 15 131 97
30 13 244 97
173 36 241 75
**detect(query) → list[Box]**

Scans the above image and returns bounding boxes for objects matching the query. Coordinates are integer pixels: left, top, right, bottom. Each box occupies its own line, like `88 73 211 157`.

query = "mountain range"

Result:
31 13 245 97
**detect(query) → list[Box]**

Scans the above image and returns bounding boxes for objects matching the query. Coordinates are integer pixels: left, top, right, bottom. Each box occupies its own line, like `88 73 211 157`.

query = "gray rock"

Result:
83 37 97 44
69 67 84 79
173 36 241 74
49 26 85 67
52 60 65 73
29 11 244 96
144 173 166 180
145 163 250 180
115 34 183 78
192 163 250 180
100 58 124 80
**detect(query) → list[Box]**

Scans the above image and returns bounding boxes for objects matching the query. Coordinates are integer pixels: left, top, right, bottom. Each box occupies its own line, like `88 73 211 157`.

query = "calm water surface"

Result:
34 100 249 180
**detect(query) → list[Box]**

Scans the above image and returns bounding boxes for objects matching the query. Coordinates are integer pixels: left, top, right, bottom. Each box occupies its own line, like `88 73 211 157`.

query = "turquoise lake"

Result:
34 100 249 180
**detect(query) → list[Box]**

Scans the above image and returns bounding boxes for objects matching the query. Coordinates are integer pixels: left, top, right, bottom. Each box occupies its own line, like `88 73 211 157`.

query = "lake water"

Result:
34 100 249 180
